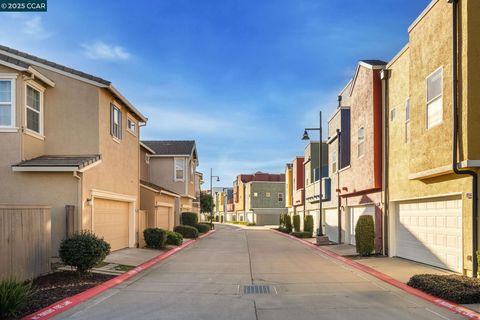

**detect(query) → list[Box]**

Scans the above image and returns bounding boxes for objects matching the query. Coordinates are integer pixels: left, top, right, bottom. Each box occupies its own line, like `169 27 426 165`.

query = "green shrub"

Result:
198 222 214 230
285 215 293 233
293 215 301 232
277 227 290 234
304 215 314 233
0 276 32 319
174 225 199 239
291 231 313 238
215 216 219 222
279 213 287 227
181 212 198 227
408 274 480 304
144 228 167 249
59 230 111 274
166 231 183 246
195 223 210 234
355 215 375 256
247 222 256 226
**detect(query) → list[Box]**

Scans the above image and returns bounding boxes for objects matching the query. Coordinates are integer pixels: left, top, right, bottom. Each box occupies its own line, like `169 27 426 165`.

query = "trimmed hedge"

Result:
144 228 167 249
291 231 313 238
174 225 199 239
355 215 375 256
293 215 301 232
279 213 287 227
198 222 214 230
195 223 210 234
181 212 198 227
59 230 111 274
166 231 183 246
285 215 293 233
0 276 32 319
277 227 290 234
407 274 480 304
304 215 314 233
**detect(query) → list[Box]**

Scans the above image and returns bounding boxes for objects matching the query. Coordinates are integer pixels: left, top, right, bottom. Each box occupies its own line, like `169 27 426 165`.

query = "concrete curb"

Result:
271 229 480 320
23 229 217 320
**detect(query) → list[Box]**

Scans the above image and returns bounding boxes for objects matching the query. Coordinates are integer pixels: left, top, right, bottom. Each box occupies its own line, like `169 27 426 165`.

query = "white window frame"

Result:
145 154 150 164
332 150 337 173
390 108 396 122
190 160 195 184
111 104 122 140
426 67 443 129
265 192 271 198
126 114 137 136
174 158 185 182
253 192 258 197
357 126 365 158
0 74 16 131
25 81 45 139
405 98 410 144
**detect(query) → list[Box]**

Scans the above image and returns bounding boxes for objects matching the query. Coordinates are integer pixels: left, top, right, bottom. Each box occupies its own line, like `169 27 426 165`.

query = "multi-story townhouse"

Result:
331 60 386 252
192 171 203 214
139 142 180 231
303 142 329 232
244 174 286 225
323 83 351 243
233 174 252 221
226 190 235 221
285 163 294 216
212 186 228 221
141 140 199 226
385 0 480 275
292 157 305 223
0 45 147 255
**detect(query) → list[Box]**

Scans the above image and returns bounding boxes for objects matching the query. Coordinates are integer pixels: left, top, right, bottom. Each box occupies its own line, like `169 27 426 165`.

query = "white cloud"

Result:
0 14 53 41
82 41 130 61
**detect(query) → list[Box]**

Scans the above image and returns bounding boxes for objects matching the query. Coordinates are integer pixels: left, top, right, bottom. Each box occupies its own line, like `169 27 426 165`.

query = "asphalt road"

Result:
55 224 464 320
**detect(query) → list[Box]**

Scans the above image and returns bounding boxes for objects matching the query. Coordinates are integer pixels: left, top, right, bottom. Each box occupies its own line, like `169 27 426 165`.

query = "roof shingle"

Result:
141 140 196 156
12 155 101 170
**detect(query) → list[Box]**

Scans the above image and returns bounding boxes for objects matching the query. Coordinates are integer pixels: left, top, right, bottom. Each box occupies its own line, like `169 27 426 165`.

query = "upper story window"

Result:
175 158 185 181
145 153 150 164
265 192 271 198
110 104 122 140
126 115 136 135
357 126 365 158
278 193 284 202
26 84 43 135
332 150 337 173
253 192 258 197
0 77 14 128
426 68 443 129
390 108 396 121
190 161 195 183
405 98 411 143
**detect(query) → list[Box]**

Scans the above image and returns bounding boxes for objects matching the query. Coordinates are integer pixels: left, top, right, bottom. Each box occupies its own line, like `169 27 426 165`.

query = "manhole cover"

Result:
243 285 271 294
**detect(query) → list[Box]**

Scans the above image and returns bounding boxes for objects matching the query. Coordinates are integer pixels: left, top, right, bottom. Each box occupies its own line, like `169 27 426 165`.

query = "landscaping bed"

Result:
407 274 480 304
13 271 114 319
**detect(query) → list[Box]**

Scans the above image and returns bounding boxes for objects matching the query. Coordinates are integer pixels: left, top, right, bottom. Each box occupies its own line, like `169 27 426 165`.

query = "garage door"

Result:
155 206 172 230
94 198 129 251
396 198 462 272
324 208 339 243
349 205 375 245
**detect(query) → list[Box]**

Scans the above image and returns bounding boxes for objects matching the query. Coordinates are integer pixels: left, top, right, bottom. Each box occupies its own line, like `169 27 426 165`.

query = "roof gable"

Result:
142 140 197 159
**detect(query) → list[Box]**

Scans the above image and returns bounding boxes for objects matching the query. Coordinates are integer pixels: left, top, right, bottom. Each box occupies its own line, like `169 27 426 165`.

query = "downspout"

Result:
450 0 478 277
73 171 82 233
381 69 389 256
337 129 342 244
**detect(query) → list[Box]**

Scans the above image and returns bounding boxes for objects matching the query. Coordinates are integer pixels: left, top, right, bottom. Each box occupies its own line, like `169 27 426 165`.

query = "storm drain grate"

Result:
243 285 271 295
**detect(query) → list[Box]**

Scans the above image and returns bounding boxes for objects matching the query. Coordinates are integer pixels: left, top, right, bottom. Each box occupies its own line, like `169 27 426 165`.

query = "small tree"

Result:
304 215 314 233
355 215 375 256
293 215 301 232
200 191 215 222
285 214 293 233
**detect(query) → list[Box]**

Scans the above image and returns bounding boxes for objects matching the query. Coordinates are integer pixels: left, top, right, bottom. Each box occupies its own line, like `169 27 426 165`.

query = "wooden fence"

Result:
0 205 51 281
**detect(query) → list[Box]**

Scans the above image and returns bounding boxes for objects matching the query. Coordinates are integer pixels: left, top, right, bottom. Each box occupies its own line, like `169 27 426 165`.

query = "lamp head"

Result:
302 130 310 141
216 177 220 182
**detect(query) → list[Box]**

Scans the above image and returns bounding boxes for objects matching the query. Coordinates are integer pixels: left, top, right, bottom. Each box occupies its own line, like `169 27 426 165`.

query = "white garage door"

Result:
94 198 129 251
396 198 462 272
324 208 339 243
349 206 375 245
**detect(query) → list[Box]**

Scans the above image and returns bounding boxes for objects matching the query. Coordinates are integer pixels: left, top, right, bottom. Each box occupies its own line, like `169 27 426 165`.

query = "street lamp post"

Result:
302 111 327 243
210 168 220 224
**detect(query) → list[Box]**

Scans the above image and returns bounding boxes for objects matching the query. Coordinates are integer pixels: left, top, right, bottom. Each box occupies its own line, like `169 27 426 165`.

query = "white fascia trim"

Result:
185 195 196 200
27 67 55 87
12 166 77 172
161 190 181 198
140 142 155 154
108 85 147 122
78 159 102 173
458 160 480 169
0 60 27 72
140 183 160 193
91 189 136 202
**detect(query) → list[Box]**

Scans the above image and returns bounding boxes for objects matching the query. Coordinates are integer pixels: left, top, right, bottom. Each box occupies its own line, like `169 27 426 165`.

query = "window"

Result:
175 158 185 181
190 161 195 182
332 150 337 173
26 84 42 134
265 192 271 198
357 127 365 158
253 192 258 197
0 78 14 128
110 104 122 139
405 98 410 143
390 108 396 121
278 193 284 202
127 116 136 135
426 68 443 128
145 154 150 164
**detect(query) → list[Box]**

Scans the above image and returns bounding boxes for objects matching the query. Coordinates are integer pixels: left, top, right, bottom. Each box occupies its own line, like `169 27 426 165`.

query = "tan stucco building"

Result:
0 45 147 254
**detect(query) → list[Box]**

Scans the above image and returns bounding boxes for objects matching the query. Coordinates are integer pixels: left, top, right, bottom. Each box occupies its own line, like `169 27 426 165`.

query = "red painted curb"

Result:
23 229 217 320
271 229 480 320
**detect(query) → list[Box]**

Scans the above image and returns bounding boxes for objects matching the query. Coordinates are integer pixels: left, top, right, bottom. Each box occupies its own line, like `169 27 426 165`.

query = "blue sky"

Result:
1 0 430 188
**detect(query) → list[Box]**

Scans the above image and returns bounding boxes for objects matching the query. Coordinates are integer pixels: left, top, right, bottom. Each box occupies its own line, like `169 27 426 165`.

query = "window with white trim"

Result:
126 116 136 135
405 98 410 143
265 192 271 198
390 108 396 121
357 126 365 158
278 193 284 202
332 150 337 173
175 158 185 181
253 192 258 197
110 104 122 139
426 68 443 129
26 84 42 134
0 78 14 128
145 154 150 164
190 161 195 183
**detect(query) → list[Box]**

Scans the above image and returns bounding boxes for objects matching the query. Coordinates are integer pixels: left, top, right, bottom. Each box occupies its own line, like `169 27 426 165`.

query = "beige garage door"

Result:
155 206 171 230
94 198 129 251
